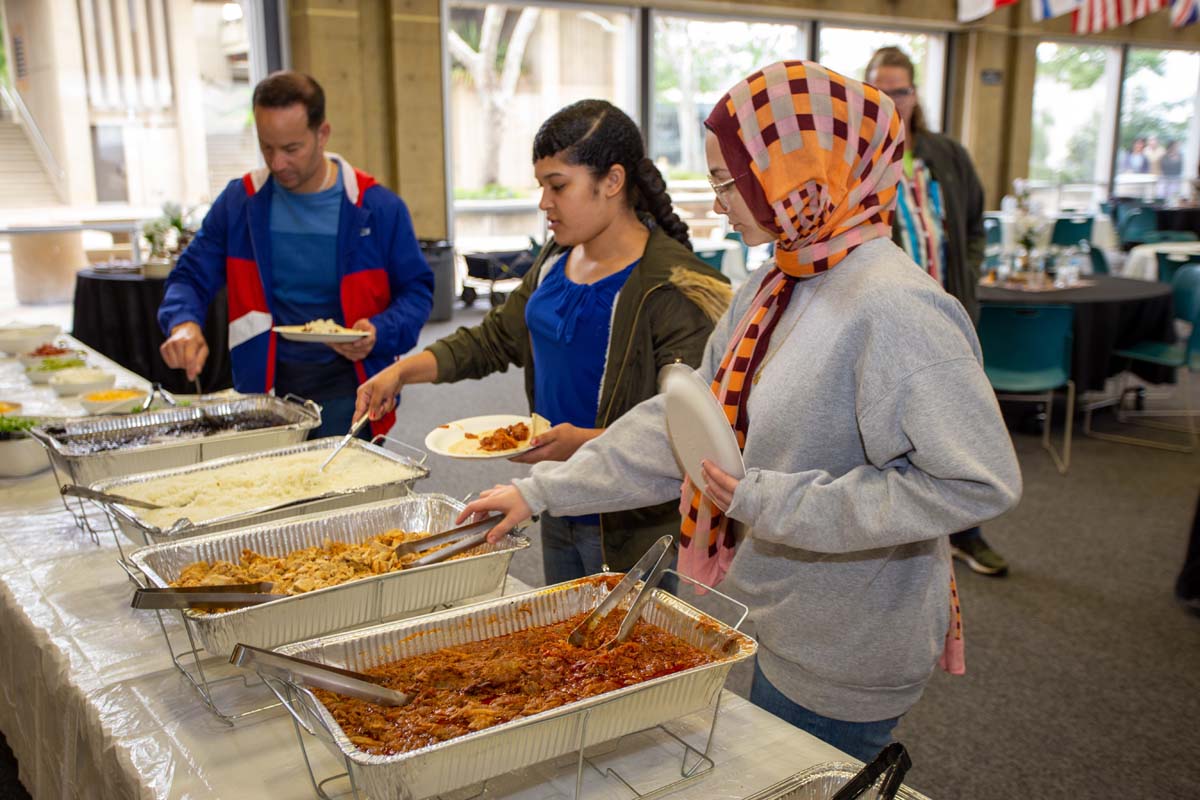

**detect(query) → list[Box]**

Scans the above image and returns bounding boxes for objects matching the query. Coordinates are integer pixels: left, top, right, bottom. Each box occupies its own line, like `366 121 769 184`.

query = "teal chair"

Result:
1141 230 1199 245
1118 208 1158 248
1051 216 1093 248
1084 265 1200 453
978 304 1075 474
694 248 725 272
1157 251 1200 283
1088 245 1110 275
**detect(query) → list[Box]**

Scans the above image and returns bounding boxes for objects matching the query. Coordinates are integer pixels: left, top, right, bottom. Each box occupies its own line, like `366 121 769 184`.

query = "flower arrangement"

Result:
1010 179 1048 255
143 203 200 260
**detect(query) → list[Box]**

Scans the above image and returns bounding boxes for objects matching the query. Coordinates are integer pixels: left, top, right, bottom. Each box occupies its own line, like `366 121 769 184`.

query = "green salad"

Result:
30 357 86 372
0 416 37 441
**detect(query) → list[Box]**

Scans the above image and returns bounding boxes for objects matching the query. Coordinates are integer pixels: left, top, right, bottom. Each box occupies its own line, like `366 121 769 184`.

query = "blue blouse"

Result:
525 250 638 524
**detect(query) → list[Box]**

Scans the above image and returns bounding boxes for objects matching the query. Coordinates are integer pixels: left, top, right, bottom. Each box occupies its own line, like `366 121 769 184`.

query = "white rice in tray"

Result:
121 449 420 529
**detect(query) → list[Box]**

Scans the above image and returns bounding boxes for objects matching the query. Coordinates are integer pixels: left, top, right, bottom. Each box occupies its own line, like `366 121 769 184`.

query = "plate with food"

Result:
425 413 551 459
273 319 370 343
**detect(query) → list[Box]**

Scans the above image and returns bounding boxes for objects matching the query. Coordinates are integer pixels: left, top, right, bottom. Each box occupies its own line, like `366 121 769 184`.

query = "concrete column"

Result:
166 0 209 203
129 0 157 109
109 0 139 109
147 0 173 108
94 0 122 109
77 0 106 110
960 29 1015 209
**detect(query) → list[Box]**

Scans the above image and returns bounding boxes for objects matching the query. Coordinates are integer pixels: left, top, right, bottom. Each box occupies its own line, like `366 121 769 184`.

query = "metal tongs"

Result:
139 382 179 412
230 643 412 707
131 581 285 610
318 414 371 472
61 483 163 510
830 743 912 800
393 513 506 568
568 534 673 649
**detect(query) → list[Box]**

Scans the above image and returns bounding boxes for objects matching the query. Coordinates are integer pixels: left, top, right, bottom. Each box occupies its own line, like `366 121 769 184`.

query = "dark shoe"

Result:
952 538 1010 577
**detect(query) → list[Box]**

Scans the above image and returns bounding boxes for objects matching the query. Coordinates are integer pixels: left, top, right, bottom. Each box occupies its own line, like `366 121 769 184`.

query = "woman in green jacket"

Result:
356 99 730 580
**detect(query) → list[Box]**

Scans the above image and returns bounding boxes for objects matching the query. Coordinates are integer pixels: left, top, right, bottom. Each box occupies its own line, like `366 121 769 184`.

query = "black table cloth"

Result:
1156 207 1200 236
978 276 1175 392
72 270 233 394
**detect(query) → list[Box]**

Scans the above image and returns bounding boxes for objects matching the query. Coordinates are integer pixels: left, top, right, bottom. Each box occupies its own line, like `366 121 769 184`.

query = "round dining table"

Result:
978 276 1175 393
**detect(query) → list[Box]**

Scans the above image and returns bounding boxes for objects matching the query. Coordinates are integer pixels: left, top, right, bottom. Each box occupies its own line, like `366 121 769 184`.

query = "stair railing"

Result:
0 83 67 204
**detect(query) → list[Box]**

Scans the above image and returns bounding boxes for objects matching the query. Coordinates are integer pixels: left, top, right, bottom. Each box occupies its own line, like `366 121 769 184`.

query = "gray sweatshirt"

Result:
514 238 1022 722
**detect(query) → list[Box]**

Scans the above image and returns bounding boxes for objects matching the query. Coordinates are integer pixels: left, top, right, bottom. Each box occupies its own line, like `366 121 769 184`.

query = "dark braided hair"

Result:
532 100 692 249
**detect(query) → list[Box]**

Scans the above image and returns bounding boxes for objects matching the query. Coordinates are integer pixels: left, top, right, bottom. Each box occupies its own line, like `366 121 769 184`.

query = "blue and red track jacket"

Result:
158 154 434 436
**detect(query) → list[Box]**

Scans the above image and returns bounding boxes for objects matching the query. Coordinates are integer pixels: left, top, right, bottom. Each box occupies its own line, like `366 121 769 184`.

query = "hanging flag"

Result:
1073 0 1167 33
1171 0 1199 26
958 0 1018 23
1032 0 1084 20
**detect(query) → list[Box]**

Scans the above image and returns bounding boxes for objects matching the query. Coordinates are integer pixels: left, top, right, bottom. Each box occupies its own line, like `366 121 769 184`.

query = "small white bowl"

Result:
48 368 115 397
19 348 84 369
0 436 50 479
0 324 61 356
80 390 149 415
0 401 22 416
27 359 88 383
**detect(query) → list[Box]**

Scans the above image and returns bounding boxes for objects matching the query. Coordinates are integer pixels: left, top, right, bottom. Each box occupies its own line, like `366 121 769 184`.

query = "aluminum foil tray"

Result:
742 762 931 800
129 494 529 657
31 394 320 487
91 437 429 545
272 575 757 800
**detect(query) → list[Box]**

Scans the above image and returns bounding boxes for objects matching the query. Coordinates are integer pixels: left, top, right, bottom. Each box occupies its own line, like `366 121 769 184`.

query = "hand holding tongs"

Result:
131 581 285 610
318 414 371 472
231 643 412 707
393 513 506 568
830 743 912 800
62 484 163 510
568 534 673 650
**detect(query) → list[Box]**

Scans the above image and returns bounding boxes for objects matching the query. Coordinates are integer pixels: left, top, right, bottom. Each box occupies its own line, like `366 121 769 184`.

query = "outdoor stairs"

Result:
0 115 61 209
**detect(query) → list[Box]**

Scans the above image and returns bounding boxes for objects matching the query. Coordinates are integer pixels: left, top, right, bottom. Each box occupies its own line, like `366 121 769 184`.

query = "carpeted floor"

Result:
2 303 1196 798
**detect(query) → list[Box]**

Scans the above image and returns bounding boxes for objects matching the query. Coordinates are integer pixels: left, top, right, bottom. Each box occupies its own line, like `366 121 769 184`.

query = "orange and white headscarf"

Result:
678 61 904 587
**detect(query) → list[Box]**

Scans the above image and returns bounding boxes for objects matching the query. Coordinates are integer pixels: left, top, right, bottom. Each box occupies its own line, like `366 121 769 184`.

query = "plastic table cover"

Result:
0 471 853 799
0 335 152 419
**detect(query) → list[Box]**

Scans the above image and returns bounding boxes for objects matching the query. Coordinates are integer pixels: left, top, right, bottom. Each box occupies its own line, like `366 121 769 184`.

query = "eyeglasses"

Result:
708 175 739 211
882 86 916 101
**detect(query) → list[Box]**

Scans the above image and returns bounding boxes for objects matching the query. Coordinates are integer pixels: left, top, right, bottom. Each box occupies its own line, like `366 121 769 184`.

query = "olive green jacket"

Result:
426 226 732 570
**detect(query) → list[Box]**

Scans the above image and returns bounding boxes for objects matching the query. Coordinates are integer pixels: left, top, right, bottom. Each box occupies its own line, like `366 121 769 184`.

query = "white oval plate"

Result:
425 414 541 460
273 325 370 343
662 365 746 493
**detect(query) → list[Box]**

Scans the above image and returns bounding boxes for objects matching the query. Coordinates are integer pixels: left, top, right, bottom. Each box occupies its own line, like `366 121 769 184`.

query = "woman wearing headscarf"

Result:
455 62 1022 760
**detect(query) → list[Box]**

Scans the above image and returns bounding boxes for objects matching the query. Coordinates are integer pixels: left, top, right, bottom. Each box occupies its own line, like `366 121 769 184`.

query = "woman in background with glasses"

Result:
865 46 1010 579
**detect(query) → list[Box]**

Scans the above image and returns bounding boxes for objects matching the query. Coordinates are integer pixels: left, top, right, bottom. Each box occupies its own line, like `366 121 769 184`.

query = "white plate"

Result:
80 391 150 415
273 325 369 343
662 364 746 494
424 414 542 460
0 324 61 356
48 368 115 397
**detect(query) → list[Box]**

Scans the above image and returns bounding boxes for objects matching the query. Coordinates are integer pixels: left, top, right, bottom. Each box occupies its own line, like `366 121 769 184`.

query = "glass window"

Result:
195 2 258 201
1028 42 1120 213
649 13 808 241
817 26 946 132
446 3 638 247
1116 47 1200 203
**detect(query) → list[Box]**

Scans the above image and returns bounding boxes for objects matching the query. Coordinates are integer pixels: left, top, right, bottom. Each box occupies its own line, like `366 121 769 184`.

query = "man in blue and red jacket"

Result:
159 71 433 438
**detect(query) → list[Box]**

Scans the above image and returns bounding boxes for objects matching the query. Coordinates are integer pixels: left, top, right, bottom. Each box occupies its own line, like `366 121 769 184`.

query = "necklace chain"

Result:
752 272 827 385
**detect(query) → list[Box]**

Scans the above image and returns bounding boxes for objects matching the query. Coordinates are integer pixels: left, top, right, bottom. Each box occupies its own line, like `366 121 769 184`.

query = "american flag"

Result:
1073 0 1166 33
1171 0 1199 26
1032 0 1084 20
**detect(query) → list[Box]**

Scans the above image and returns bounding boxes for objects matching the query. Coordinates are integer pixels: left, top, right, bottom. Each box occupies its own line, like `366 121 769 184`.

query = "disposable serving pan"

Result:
742 762 931 800
31 394 321 487
129 494 529 657
270 575 757 800
91 437 429 546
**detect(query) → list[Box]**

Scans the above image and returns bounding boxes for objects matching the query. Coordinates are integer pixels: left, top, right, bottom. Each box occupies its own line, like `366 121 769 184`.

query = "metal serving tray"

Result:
92 437 429 546
129 494 529 657
31 394 321 487
270 575 757 800
743 762 931 800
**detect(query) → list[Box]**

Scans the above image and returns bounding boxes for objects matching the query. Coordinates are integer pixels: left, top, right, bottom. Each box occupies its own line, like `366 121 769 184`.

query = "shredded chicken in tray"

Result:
172 529 476 599
315 611 717 755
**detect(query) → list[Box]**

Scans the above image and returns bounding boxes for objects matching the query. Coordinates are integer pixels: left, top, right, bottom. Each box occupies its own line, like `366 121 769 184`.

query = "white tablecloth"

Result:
0 478 860 798
1123 241 1200 282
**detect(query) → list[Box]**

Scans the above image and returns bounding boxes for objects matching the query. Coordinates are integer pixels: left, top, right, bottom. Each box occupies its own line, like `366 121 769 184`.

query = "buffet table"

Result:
0 472 856 798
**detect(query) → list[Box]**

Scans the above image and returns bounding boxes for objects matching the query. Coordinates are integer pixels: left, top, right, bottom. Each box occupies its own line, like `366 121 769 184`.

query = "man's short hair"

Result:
252 71 325 130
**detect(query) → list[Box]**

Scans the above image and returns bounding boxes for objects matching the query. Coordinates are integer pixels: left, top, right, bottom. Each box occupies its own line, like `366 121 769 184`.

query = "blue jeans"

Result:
749 658 900 763
540 514 605 584
539 515 681 594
